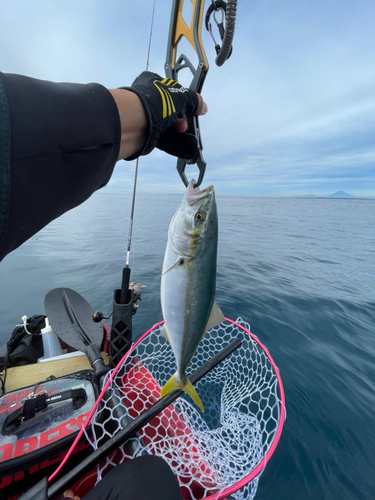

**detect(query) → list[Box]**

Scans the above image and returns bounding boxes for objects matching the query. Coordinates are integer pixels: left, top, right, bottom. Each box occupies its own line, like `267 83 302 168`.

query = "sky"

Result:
0 0 374 196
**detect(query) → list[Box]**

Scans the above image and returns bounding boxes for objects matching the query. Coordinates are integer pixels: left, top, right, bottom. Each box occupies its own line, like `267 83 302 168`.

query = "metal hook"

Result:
213 6 225 25
205 1 232 57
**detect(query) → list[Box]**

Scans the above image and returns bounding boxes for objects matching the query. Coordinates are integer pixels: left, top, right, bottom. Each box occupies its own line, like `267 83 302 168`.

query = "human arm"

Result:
0 72 121 261
0 72 207 262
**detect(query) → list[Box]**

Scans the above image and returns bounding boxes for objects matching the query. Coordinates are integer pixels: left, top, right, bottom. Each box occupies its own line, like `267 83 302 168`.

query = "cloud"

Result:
222 100 375 193
1 0 374 195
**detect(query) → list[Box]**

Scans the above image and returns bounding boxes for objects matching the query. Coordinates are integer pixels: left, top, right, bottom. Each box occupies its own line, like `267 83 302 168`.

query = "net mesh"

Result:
88 318 284 500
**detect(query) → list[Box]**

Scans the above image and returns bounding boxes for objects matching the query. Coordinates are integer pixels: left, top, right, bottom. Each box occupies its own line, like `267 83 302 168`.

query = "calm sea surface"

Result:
0 192 374 499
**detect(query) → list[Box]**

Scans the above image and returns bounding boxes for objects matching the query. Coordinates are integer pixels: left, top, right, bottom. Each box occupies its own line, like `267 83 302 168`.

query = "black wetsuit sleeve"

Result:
0 72 121 262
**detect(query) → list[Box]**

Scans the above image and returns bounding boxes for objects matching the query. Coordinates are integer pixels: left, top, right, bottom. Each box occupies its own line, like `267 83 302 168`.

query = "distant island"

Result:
294 191 371 199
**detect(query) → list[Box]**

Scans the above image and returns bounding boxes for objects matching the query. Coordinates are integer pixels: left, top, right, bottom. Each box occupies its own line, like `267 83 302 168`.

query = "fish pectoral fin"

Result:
162 257 189 276
204 300 225 333
160 374 204 412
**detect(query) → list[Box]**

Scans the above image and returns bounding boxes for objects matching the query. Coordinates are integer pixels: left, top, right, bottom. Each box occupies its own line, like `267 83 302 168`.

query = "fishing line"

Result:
125 0 156 269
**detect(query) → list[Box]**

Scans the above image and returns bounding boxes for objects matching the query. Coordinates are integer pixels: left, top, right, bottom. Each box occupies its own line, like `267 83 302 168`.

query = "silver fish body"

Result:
160 180 219 411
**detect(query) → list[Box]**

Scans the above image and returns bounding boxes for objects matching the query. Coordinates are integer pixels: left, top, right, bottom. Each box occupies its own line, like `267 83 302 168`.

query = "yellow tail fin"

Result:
160 373 205 412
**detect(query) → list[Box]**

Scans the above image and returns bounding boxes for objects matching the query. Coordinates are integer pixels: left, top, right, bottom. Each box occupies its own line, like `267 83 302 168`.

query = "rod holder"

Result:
109 288 133 367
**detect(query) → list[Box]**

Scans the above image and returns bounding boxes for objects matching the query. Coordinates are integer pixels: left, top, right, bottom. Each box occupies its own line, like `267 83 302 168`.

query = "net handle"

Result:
48 321 165 482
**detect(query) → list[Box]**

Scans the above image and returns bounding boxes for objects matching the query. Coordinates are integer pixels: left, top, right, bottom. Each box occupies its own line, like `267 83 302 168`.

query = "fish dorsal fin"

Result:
161 325 170 343
162 257 189 276
204 300 225 333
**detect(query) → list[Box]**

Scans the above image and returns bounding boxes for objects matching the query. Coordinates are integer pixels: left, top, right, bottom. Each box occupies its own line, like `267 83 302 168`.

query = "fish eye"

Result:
195 212 204 222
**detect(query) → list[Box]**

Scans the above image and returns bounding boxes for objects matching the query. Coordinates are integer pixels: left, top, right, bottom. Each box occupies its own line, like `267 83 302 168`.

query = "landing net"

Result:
89 318 285 500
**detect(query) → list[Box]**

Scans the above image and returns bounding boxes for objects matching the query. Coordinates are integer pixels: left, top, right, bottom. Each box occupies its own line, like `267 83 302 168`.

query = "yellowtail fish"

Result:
160 180 224 411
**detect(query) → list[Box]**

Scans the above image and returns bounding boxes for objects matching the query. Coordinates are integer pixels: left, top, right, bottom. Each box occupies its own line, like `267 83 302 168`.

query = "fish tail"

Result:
160 373 205 412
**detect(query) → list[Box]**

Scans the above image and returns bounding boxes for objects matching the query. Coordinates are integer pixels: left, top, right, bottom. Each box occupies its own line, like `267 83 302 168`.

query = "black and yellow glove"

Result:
123 71 199 161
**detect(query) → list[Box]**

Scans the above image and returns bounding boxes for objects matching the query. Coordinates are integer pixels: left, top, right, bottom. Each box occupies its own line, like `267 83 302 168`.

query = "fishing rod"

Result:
121 0 157 303
107 0 157 367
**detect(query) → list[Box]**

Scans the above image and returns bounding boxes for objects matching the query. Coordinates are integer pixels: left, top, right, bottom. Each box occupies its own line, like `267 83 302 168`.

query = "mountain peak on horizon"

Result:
326 191 356 198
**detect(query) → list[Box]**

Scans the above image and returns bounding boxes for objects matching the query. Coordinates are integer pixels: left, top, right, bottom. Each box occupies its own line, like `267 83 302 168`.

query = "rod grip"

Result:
120 267 131 304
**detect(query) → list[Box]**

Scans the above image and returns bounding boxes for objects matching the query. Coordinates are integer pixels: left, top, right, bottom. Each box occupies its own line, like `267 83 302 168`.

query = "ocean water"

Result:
0 192 374 500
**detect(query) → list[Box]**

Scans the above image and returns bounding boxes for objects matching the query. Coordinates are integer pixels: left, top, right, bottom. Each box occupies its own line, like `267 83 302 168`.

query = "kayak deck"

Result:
2 351 109 393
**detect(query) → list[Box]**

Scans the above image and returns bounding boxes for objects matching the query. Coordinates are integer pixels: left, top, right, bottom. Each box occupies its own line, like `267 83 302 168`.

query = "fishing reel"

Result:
129 283 146 315
92 283 145 323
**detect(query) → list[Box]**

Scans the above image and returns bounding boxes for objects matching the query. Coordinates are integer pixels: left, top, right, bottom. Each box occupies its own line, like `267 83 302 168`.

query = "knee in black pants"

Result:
82 455 182 500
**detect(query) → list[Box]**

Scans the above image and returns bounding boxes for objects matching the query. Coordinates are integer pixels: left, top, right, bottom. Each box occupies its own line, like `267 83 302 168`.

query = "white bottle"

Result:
40 317 63 359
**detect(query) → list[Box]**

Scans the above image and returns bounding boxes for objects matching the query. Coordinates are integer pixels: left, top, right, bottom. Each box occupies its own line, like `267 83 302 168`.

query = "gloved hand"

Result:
123 71 204 160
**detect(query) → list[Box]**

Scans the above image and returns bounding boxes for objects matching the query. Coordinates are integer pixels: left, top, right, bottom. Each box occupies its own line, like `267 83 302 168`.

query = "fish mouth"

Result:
187 180 214 207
